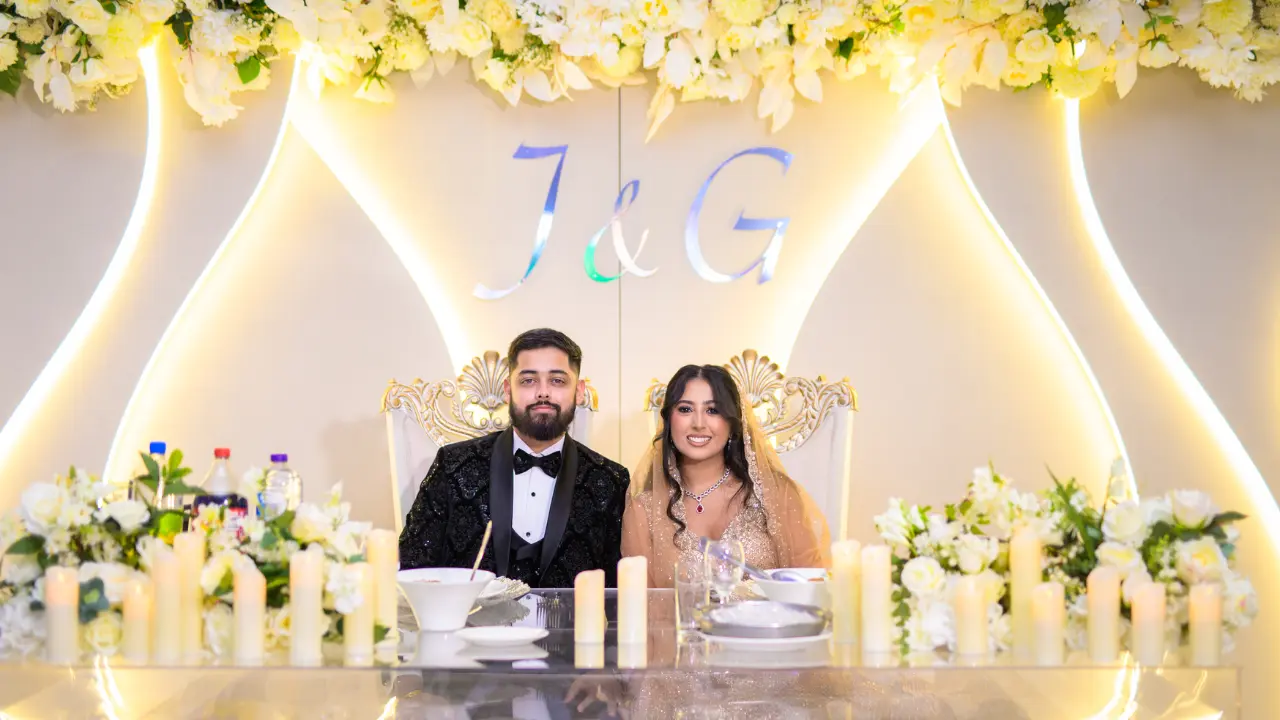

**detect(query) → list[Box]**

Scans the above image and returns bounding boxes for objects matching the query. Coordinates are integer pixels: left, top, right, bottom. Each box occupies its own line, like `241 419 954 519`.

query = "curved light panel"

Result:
940 99 1135 498
102 61 303 483
1063 99 1279 544
0 43 164 481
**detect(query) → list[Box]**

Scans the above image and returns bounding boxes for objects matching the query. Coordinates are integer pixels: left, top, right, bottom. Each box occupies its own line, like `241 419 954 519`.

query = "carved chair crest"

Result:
643 349 857 452
382 351 600 446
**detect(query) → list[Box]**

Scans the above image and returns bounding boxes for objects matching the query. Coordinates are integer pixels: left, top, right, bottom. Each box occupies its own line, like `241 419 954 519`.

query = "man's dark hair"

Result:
507 328 583 375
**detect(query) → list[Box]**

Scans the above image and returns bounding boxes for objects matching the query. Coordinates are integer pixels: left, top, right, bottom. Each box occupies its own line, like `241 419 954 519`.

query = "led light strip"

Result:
940 99 1135 498
0 44 164 481
102 60 303 483
1064 99 1279 539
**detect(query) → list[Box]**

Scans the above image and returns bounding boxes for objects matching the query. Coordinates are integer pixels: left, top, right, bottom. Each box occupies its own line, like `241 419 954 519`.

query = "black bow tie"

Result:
513 449 562 477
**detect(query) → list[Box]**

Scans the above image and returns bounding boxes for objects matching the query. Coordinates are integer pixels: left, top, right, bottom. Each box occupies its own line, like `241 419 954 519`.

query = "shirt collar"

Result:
513 432 565 457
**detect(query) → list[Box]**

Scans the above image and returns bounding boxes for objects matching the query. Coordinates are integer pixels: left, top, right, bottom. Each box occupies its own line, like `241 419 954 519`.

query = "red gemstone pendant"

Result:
695 503 704 514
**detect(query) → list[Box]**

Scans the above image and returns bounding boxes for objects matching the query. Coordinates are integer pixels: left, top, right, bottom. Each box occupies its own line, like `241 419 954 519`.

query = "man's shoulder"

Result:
573 441 630 485
438 431 501 457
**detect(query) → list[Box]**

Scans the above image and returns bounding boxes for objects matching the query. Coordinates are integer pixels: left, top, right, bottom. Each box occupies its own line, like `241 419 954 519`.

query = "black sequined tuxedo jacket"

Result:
398 429 630 588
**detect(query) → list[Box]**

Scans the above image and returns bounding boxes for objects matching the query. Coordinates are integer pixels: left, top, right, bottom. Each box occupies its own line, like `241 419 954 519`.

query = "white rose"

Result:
204 604 235 656
330 521 371 560
874 499 913 547
1170 491 1217 529
83 611 123 655
1096 541 1144 579
290 504 333 545
1101 500 1147 546
137 0 175 22
1 555 42 586
955 534 997 574
1140 496 1173 527
901 557 947 598
916 598 953 652
1174 537 1227 585
134 535 161 572
96 499 150 533
266 606 291 650
78 562 133 605
926 514 961 545
57 500 94 530
20 483 67 535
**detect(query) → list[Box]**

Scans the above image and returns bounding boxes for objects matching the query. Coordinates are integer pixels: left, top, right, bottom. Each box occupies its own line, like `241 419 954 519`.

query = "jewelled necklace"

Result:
685 468 732 514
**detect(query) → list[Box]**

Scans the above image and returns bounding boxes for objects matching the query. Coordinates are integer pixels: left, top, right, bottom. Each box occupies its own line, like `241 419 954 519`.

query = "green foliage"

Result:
6 536 45 556
79 578 110 624
237 55 261 85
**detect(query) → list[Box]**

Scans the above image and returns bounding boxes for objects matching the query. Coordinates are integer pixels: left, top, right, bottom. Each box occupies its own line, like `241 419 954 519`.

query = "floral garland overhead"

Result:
1 0 1277 135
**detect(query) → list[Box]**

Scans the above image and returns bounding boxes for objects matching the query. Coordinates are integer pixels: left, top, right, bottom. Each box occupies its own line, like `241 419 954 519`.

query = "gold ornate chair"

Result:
382 351 599 531
643 350 858 540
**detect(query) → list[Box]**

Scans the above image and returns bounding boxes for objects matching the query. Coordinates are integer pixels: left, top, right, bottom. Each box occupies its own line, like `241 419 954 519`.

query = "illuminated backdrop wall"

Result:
2 56 1279 713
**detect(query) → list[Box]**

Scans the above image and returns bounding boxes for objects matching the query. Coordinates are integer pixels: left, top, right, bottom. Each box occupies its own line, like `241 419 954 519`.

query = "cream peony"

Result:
901 556 947 598
1222 575 1258 627
1202 0 1252 34
83 611 124 655
1174 537 1227 585
20 483 67 535
1170 490 1217 528
1101 499 1147 545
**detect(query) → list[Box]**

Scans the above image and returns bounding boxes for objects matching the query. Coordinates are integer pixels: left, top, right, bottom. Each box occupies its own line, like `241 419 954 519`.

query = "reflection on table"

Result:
0 590 1241 719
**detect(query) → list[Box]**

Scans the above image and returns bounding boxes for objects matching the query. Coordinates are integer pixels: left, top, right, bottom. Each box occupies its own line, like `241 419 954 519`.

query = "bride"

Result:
622 364 831 586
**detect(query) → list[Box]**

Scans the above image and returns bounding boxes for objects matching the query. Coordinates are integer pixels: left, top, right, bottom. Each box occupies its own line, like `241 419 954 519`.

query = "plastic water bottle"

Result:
260 454 302 519
131 441 167 503
192 448 249 531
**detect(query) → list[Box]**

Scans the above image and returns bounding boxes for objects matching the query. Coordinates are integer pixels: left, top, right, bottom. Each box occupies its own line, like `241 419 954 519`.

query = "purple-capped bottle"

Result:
261 453 301 519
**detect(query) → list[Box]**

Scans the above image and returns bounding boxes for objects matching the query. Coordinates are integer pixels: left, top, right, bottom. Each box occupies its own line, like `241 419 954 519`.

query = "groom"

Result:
398 329 630 588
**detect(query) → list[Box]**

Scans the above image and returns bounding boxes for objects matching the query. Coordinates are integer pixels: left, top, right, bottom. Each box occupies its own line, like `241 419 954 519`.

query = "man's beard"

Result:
511 401 575 442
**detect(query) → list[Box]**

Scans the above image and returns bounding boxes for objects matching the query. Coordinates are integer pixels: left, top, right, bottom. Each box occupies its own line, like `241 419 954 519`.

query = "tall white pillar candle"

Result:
953 575 986 656
617 556 647 645
122 576 152 664
234 564 265 666
289 549 324 666
859 545 893 654
173 532 206 661
1031 581 1065 666
1130 581 1166 666
1086 566 1120 663
574 569 605 644
831 540 861 644
1188 583 1222 667
344 562 374 666
44 566 80 664
1009 526 1041 658
365 529 399 651
151 546 181 664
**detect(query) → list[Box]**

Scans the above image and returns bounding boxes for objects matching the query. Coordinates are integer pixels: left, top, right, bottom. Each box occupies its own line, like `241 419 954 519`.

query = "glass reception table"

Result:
0 590 1240 719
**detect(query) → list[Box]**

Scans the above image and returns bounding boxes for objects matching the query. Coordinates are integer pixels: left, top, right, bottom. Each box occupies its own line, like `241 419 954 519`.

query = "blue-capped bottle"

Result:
130 441 167 503
260 453 302 519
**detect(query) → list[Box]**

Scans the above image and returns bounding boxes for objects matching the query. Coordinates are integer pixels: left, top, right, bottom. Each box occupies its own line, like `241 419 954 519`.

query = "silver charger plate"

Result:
697 600 830 639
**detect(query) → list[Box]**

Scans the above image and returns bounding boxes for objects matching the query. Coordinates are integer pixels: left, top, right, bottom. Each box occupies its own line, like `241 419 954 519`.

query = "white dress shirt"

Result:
511 434 563 544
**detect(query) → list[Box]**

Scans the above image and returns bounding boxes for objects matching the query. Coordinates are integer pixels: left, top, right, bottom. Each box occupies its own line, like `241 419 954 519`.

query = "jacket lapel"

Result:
539 436 579 576
489 429 515 578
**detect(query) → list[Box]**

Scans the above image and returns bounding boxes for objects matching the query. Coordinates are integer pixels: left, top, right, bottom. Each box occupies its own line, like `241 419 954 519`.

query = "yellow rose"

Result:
715 0 767 26
271 21 302 53
397 0 441 24
93 12 147 61
451 14 493 57
1001 9 1043 40
1014 28 1056 64
1202 0 1251 34
776 3 800 25
904 3 939 27
961 0 1004 24
475 0 519 37
1050 61 1104 98
601 44 642 77
66 0 110 36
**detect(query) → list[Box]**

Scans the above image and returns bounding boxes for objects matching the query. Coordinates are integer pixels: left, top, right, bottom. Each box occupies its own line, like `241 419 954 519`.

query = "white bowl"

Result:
754 568 830 609
397 567 496 632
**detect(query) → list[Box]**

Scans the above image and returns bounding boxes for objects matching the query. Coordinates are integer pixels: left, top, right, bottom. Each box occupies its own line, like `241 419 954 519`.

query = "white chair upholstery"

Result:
643 350 858 540
382 351 598 532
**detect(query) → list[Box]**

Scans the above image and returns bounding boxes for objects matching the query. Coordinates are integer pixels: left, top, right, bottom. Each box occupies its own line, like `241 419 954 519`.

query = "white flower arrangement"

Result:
0 451 385 660
874 460 1258 659
2 0 1279 131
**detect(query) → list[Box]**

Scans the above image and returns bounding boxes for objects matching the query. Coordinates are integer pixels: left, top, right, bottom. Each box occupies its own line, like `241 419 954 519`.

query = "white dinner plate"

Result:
701 631 832 653
458 644 551 662
455 626 549 647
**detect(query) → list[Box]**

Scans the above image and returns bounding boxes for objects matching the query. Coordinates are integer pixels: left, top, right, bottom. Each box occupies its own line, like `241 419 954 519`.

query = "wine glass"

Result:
703 538 745 605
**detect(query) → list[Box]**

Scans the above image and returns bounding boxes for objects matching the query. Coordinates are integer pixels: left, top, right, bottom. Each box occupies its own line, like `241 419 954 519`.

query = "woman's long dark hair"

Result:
658 365 755 540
